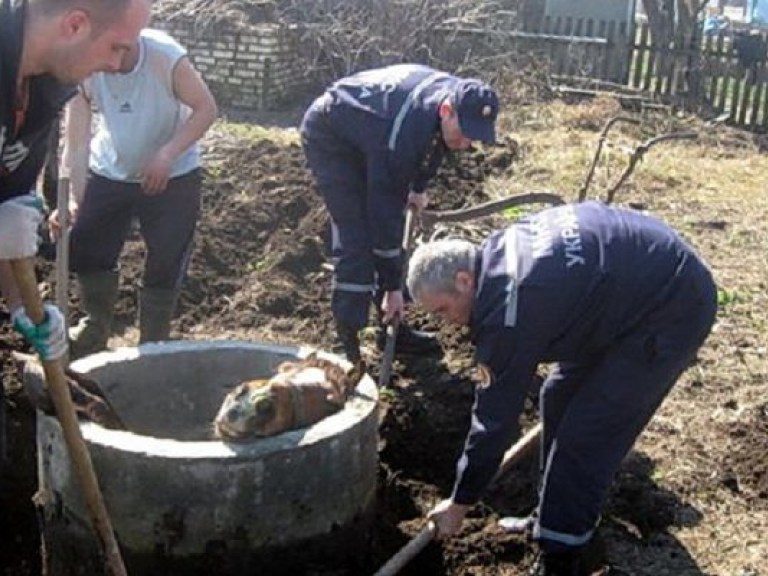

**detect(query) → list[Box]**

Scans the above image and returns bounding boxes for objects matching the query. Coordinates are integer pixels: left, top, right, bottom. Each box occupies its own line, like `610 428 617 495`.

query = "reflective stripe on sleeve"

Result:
504 227 519 328
388 73 449 151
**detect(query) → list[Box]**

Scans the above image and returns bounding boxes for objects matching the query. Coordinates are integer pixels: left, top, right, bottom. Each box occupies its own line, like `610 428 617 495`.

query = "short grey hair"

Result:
32 0 133 30
406 238 477 301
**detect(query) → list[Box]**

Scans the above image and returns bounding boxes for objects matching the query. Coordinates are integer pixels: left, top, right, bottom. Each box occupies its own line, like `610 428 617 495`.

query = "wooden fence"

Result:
524 16 768 130
526 16 633 85
628 23 768 129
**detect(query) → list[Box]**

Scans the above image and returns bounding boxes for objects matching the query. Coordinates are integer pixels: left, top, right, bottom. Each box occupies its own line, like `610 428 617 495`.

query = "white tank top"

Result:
85 29 200 182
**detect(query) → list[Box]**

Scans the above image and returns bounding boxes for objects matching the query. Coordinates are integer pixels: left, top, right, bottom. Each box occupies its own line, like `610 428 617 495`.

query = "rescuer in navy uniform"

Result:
406 201 718 575
300 64 499 362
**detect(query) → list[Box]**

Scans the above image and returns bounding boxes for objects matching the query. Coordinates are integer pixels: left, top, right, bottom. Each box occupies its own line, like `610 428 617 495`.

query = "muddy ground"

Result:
1 101 767 576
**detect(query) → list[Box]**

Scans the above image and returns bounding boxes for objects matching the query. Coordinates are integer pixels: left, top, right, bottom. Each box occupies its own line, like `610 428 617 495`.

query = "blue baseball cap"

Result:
453 79 499 144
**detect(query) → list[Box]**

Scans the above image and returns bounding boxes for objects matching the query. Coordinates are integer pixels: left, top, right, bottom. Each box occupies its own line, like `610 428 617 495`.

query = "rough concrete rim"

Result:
67 340 379 459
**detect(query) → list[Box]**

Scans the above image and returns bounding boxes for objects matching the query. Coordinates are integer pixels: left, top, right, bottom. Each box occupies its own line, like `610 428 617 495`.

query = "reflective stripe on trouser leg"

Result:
303 133 373 328
309 153 374 329
331 282 375 328
329 216 376 328
535 280 716 553
538 362 592 500
330 222 342 266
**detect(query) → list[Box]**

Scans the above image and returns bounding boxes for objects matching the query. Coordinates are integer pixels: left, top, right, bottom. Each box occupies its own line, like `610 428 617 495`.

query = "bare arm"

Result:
141 56 217 193
165 56 218 162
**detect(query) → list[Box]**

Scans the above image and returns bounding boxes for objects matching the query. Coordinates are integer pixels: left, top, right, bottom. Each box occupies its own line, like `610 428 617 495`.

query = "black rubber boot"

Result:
529 533 607 576
70 271 119 359
139 288 179 344
529 550 583 576
377 321 441 355
334 323 362 364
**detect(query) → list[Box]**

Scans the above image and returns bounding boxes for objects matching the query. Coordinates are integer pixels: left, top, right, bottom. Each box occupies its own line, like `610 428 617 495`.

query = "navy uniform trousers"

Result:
535 260 717 552
302 103 379 329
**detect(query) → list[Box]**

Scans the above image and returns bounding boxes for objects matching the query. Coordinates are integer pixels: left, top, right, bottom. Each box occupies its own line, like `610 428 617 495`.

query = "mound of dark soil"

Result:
3 123 766 576
1 131 530 576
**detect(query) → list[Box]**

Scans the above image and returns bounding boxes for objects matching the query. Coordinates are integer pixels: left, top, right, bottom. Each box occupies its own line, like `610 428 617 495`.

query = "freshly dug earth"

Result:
1 106 767 576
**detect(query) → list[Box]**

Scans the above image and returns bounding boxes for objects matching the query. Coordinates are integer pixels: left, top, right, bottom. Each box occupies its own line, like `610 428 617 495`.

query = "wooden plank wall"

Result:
530 17 768 129
526 16 632 84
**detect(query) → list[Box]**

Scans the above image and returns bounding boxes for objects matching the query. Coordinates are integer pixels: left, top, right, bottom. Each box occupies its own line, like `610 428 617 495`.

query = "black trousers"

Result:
70 170 201 290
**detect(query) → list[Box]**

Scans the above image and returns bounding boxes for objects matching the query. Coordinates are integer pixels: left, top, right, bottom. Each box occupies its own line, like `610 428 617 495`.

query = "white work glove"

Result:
12 304 68 361
0 195 44 259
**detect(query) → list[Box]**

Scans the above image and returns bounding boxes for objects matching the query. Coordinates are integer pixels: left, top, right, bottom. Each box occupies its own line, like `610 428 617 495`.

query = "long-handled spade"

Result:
377 208 417 388
372 422 543 576
10 258 128 576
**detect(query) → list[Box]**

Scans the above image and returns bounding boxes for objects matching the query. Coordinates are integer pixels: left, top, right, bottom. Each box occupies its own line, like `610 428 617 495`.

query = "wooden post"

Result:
55 176 70 328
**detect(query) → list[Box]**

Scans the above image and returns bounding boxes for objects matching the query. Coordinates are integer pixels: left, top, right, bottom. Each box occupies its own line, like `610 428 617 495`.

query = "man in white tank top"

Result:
53 28 217 357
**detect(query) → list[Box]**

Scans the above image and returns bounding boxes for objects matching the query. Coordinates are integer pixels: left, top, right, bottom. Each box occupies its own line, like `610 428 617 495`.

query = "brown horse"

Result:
213 353 365 440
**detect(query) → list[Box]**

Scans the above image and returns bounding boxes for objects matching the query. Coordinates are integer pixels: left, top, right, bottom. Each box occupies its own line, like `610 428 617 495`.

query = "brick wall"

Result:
155 20 308 110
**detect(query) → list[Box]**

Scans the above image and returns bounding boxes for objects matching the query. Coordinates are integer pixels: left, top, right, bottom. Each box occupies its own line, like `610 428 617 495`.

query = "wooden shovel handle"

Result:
377 209 416 388
10 258 127 576
372 521 438 576
372 422 543 576
55 176 71 323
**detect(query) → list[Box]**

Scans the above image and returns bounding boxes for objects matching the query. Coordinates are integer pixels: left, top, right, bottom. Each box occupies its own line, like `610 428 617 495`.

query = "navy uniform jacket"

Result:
303 64 462 290
452 201 714 504
1 0 75 203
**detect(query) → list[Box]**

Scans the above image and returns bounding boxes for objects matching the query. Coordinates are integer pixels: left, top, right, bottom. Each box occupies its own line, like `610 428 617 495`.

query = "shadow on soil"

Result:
603 451 706 576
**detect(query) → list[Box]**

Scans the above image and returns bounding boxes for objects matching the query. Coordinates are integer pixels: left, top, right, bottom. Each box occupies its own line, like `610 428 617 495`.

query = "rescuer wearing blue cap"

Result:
300 64 500 362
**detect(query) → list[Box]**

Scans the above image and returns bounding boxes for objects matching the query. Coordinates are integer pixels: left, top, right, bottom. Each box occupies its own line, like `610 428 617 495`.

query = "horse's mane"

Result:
277 353 362 390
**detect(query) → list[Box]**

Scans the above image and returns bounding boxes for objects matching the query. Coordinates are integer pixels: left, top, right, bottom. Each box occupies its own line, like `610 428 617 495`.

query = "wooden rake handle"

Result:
10 258 127 576
372 422 543 576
